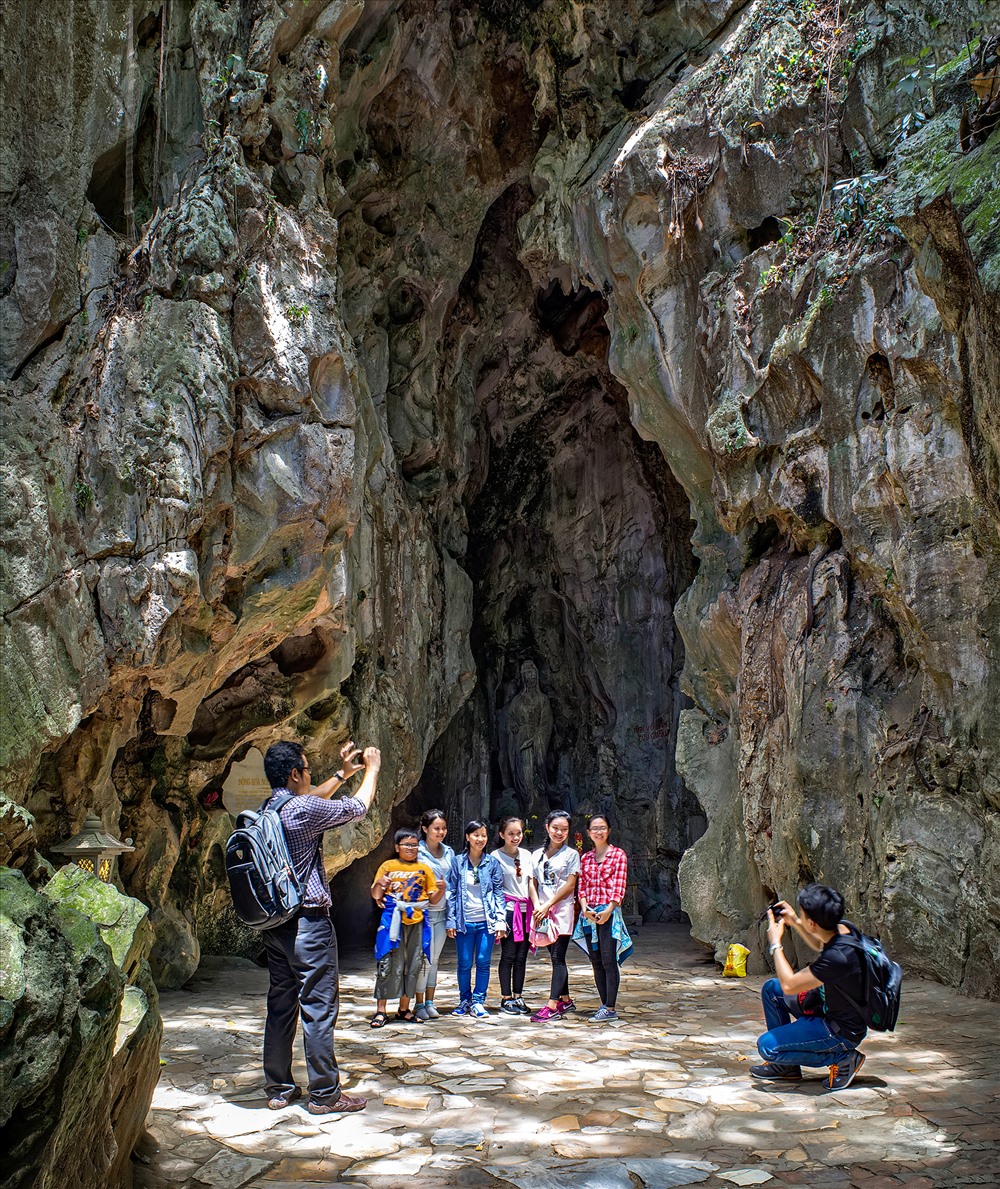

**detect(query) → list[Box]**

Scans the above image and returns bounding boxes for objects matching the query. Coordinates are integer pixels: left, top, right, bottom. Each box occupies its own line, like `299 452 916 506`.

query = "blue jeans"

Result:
757 977 856 1068
455 921 495 1003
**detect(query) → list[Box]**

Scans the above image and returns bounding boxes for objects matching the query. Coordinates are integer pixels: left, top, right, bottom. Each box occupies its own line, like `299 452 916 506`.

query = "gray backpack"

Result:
225 793 305 929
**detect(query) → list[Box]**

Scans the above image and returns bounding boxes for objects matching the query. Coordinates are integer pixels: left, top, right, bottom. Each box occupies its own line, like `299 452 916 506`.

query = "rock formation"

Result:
0 864 160 1189
2 0 998 1036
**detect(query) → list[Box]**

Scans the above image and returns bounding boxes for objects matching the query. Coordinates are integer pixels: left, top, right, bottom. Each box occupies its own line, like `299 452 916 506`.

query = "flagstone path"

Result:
135 924 998 1189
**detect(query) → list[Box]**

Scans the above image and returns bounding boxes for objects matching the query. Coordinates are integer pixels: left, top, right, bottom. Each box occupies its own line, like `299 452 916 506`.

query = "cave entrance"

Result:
405 187 704 925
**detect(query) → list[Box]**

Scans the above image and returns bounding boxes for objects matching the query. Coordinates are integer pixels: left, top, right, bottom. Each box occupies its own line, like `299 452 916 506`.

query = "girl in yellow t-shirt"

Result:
370 830 442 1026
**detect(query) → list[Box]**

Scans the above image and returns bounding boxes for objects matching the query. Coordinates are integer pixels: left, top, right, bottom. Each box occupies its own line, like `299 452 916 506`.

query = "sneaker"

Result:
307 1094 366 1115
414 1003 432 1022
531 1004 560 1022
589 1006 618 1022
423 1001 440 1019
267 1086 302 1110
749 1062 802 1081
555 998 576 1014
452 999 472 1016
514 997 531 1014
471 1002 490 1019
500 998 521 1016
827 1050 866 1091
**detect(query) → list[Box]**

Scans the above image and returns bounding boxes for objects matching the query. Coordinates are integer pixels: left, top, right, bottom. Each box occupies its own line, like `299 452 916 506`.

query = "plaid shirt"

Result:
270 789 366 908
578 845 628 908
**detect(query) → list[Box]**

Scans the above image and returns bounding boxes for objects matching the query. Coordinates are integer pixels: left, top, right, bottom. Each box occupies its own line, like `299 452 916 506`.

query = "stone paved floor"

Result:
136 925 999 1189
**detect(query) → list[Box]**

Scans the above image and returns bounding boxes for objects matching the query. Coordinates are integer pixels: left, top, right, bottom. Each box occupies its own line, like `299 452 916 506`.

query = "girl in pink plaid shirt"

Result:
575 815 633 1022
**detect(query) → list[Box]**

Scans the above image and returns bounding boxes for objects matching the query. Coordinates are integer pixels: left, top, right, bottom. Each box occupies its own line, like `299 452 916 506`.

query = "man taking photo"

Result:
751 883 868 1091
260 738 380 1115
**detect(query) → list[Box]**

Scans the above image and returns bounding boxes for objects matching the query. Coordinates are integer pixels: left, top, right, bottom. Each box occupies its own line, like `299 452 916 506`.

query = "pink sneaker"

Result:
555 998 576 1014
531 1004 559 1022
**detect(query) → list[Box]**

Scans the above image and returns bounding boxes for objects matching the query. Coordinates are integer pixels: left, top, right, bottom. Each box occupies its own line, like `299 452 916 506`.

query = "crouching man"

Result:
752 883 867 1091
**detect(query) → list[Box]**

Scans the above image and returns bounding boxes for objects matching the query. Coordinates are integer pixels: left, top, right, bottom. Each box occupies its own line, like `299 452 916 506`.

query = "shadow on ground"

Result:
136 924 999 1188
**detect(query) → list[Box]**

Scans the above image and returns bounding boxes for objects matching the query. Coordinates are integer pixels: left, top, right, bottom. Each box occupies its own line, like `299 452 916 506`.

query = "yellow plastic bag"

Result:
722 943 750 977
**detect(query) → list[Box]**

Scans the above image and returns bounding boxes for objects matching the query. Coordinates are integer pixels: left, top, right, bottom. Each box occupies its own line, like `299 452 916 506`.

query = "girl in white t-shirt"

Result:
529 811 580 1022
491 816 537 1016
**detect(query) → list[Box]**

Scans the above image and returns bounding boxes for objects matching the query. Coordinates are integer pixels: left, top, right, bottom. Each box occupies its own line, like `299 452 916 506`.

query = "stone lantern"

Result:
51 813 135 883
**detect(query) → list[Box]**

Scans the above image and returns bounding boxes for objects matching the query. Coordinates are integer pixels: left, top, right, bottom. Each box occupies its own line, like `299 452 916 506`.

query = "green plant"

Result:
831 172 900 247
884 566 896 589
74 480 94 510
295 107 321 152
202 118 222 154
892 47 939 142
824 699 836 715
286 303 310 321
210 53 242 91
77 228 89 246
759 263 782 291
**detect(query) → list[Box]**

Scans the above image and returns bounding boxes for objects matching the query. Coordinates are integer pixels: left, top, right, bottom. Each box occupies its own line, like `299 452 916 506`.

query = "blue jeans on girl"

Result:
455 921 495 1003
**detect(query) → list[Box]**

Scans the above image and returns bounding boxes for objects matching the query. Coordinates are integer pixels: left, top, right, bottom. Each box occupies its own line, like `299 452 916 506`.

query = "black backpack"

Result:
838 924 903 1032
225 793 305 929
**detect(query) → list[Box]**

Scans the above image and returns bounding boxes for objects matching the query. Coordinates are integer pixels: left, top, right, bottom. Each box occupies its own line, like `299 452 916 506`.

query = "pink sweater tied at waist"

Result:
504 894 531 941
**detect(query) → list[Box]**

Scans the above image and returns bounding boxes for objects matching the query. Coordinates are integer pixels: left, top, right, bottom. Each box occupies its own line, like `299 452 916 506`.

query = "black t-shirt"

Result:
809 929 868 1044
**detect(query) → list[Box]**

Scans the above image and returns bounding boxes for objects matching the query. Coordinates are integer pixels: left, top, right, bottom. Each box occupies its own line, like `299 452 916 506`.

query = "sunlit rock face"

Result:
1 0 997 1002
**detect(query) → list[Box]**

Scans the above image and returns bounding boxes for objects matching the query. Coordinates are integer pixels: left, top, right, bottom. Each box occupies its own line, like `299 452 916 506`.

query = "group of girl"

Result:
369 808 633 1027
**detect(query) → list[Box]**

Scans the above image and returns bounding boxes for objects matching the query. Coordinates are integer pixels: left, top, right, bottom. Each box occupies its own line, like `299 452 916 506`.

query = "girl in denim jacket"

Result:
446 820 507 1018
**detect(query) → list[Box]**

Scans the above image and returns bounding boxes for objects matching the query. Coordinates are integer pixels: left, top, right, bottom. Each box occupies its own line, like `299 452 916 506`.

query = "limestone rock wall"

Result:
535 0 1000 988
2 0 477 986
0 866 161 1189
1 0 998 1004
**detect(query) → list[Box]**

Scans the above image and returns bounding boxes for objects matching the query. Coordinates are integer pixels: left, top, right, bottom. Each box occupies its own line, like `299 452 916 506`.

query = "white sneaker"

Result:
423 1001 440 1020
414 1003 431 1022
470 1002 490 1019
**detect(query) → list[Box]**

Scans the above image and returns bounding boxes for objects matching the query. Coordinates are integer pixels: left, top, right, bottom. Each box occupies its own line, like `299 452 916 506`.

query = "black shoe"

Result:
514 997 531 1014
307 1093 367 1114
827 1050 866 1091
500 998 521 1015
749 1062 802 1081
267 1086 302 1110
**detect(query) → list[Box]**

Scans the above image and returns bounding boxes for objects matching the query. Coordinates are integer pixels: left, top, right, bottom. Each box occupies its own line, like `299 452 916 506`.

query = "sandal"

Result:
369 1011 387 1029
395 1010 421 1023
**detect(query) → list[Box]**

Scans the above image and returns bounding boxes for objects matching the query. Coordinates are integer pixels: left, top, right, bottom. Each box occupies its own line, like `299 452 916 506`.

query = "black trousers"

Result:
587 918 621 1009
548 933 571 1000
263 910 341 1104
498 910 530 997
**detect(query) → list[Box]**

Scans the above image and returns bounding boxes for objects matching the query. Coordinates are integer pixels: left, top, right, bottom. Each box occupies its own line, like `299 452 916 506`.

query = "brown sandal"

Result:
395 1009 421 1023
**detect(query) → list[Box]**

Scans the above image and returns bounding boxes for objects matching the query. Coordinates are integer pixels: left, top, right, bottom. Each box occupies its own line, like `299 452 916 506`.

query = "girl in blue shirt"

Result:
446 820 506 1018
415 809 456 1021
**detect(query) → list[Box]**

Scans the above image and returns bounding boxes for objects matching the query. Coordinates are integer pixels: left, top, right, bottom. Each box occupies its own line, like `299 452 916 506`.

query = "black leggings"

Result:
498 911 530 997
588 919 620 1009
548 933 571 1000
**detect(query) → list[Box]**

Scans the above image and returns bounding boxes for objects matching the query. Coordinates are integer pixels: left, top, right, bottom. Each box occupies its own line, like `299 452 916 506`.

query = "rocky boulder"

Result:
0 867 161 1189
